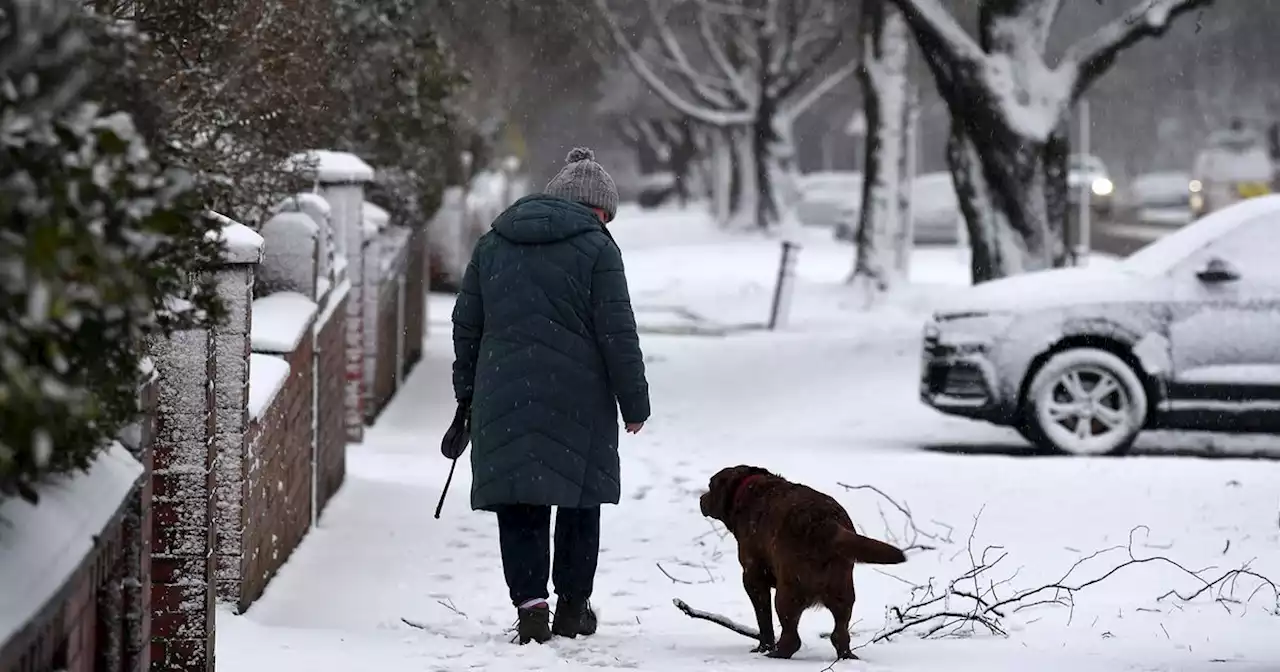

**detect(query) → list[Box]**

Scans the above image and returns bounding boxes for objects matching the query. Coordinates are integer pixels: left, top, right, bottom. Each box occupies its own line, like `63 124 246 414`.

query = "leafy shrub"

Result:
0 0 223 502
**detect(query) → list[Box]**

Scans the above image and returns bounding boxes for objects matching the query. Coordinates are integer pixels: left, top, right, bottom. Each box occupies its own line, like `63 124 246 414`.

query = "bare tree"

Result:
595 0 858 231
849 1 912 299
883 0 1213 283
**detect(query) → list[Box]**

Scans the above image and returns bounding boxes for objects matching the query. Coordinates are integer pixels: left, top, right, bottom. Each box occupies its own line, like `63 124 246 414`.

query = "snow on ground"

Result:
219 203 1280 671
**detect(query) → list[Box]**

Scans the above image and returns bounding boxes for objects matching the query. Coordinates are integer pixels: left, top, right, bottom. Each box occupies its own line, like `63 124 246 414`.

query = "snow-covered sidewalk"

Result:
219 205 1280 671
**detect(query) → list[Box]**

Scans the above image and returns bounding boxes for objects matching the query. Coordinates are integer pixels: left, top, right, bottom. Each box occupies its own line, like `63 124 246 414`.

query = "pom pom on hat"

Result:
566 147 595 163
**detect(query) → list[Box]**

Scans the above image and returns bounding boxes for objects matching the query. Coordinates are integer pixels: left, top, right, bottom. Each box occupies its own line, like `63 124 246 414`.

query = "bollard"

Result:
768 240 801 330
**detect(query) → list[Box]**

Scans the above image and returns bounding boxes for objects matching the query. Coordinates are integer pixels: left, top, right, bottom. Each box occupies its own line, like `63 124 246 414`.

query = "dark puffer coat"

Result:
451 194 650 511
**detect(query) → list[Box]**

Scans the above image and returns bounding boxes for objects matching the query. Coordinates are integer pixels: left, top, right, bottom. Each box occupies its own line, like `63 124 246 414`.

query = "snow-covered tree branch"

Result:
1063 0 1212 99
594 0 856 231
884 0 1213 282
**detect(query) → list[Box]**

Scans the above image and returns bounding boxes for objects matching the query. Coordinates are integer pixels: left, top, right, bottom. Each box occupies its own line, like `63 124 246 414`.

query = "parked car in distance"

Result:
1189 122 1273 218
831 171 966 245
1129 170 1192 225
920 195 1280 456
911 172 965 245
796 171 862 237
1067 154 1115 217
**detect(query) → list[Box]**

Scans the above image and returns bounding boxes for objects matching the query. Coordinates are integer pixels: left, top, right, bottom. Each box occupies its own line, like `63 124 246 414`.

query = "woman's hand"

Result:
625 422 644 434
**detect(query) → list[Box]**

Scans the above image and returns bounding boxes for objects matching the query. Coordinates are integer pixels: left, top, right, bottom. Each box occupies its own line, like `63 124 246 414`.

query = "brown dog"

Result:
699 465 906 660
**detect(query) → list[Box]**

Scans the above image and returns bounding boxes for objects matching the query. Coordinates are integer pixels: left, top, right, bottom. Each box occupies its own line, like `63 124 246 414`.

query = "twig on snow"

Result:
437 598 468 619
860 522 1280 648
657 561 714 585
837 482 954 554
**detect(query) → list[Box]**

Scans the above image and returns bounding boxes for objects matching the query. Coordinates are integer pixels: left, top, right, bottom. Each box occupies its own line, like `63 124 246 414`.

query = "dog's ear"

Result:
705 465 770 520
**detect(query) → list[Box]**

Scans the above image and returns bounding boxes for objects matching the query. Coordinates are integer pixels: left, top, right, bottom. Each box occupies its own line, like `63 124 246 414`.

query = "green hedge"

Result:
0 0 223 502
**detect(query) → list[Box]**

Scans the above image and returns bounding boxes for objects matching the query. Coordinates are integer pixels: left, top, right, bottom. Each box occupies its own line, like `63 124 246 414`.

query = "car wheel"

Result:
1022 348 1147 456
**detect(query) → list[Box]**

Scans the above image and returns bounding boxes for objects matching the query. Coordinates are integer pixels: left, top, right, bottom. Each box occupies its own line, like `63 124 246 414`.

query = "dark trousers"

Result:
495 504 600 606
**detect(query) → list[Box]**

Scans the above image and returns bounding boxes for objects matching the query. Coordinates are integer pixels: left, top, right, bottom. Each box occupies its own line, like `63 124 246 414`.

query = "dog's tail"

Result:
834 527 907 565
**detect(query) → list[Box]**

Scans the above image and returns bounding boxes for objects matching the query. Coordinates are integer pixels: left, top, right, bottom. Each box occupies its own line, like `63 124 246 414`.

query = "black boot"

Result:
552 598 598 638
517 602 552 644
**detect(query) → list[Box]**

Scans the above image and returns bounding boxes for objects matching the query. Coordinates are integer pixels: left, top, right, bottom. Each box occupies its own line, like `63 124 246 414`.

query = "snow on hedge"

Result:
0 442 142 646
286 150 375 184
247 354 291 421
250 292 318 354
275 193 332 217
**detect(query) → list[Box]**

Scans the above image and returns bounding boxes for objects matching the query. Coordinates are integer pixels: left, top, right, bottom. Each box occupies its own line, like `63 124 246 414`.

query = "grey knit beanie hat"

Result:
544 147 619 222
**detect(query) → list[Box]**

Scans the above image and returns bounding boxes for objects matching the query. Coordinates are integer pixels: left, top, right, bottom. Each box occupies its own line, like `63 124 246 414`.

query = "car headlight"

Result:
1091 177 1114 196
1188 179 1202 193
931 312 1016 351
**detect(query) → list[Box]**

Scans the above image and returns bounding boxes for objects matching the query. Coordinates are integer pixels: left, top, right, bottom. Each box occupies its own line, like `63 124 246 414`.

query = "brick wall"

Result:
0 502 136 672
237 338 315 611
402 227 426 371
369 278 401 421
148 328 218 672
314 287 349 515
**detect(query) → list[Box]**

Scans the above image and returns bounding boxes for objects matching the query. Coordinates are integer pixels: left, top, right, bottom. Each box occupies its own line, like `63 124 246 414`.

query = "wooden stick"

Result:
672 598 761 640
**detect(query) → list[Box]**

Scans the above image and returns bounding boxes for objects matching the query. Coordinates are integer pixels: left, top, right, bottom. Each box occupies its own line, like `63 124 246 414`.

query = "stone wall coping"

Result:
247 354 291 421
250 292 318 354
0 443 142 651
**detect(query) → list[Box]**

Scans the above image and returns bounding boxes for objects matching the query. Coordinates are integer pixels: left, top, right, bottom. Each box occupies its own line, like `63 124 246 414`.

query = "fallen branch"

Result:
837 482 954 554
860 520 1280 647
672 598 760 641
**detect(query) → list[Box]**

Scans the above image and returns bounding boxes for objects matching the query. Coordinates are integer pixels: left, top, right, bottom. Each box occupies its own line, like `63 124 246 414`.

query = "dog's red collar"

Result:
732 474 766 511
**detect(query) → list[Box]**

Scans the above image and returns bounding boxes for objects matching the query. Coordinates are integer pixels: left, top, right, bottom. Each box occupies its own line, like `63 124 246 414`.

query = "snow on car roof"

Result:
1123 194 1280 275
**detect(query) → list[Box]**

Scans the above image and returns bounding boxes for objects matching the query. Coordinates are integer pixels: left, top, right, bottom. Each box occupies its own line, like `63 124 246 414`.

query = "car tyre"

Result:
1022 348 1147 457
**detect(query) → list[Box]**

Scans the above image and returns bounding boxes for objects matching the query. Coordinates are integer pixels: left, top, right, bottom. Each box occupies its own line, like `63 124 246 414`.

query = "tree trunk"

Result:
769 115 803 234
668 119 700 208
849 2 910 295
1044 122 1070 266
893 85 919 277
946 124 1043 283
709 127 734 226
731 126 760 229
750 105 780 231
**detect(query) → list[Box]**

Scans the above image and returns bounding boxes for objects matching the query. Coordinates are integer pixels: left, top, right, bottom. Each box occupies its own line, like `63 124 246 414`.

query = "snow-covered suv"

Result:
920 195 1280 456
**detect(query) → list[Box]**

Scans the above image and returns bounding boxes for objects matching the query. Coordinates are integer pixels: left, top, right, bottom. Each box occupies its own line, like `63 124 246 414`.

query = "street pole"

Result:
1074 99 1091 267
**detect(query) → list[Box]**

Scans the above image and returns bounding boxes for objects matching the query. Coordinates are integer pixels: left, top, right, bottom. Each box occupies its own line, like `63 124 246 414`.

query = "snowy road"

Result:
219 207 1280 671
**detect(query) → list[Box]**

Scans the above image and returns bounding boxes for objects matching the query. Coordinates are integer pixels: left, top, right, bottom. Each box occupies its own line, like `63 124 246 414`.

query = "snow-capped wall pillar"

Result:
275 192 334 298
204 216 264 608
258 212 319 299
289 150 376 443
147 326 219 671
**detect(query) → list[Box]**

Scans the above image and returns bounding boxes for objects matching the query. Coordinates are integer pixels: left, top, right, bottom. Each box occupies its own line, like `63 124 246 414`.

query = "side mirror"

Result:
1196 257 1240 284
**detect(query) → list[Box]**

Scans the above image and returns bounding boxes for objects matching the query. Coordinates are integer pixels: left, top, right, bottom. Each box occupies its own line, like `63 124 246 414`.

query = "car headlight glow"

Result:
1090 177 1114 196
932 312 1016 351
1188 179 1202 193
